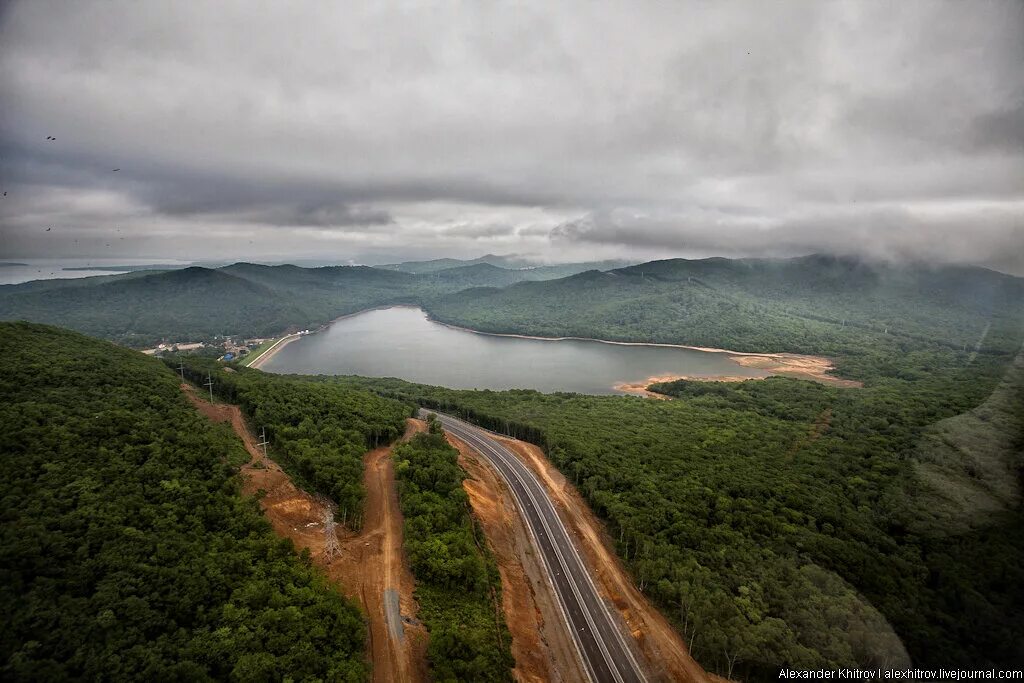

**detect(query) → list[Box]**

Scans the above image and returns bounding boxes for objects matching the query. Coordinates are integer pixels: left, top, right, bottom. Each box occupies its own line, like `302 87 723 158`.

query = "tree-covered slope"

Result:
0 322 370 680
172 355 410 528
0 259 629 347
0 264 426 347
394 422 514 681
0 267 299 346
424 255 1024 379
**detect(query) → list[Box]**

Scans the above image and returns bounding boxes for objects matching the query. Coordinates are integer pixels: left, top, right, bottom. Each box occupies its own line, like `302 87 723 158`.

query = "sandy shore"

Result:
614 374 751 398
614 353 862 398
427 314 861 392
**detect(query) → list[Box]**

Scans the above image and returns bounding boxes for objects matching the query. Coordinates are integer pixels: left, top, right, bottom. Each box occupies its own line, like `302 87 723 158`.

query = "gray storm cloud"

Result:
0 1 1021 271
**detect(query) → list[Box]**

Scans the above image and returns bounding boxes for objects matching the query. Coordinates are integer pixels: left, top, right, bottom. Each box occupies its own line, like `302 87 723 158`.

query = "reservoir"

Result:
259 306 769 394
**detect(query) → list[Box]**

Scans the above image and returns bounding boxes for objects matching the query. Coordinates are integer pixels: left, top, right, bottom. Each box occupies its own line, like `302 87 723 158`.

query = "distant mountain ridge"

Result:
378 253 633 276
377 253 539 273
0 255 1020 366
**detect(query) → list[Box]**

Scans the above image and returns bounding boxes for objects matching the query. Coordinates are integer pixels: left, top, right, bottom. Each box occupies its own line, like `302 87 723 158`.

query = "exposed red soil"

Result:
447 433 588 683
492 434 716 683
182 384 427 683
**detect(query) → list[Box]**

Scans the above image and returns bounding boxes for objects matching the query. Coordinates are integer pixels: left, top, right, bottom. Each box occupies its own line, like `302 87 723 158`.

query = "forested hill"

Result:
0 258 627 347
0 264 419 346
1 255 1020 367
425 255 1024 380
377 253 630 275
0 322 374 679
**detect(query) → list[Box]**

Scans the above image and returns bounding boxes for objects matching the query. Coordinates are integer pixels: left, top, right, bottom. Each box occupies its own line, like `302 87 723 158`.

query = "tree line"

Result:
0 322 371 680
393 418 515 681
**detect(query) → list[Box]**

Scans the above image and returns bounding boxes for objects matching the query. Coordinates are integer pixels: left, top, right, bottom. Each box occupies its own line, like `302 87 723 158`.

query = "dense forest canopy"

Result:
172 355 410 528
394 422 514 681
0 322 371 680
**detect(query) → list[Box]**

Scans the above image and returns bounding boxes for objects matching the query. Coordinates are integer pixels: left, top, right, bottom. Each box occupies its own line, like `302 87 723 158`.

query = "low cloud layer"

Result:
0 1 1021 272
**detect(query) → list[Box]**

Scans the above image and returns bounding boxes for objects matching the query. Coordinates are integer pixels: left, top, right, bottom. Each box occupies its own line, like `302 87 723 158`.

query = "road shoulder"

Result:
448 432 589 683
494 434 713 683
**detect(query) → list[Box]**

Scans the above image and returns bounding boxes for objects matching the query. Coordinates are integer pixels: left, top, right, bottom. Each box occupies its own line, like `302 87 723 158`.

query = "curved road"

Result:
423 410 648 683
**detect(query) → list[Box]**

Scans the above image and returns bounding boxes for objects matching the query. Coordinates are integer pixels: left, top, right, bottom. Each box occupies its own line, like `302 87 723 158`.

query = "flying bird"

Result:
45 227 51 231
112 168 120 172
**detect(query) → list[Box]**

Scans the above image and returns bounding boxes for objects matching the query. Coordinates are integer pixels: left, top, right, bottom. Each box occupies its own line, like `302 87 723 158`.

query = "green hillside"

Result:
172 355 410 528
425 255 1024 380
0 322 371 680
0 264 425 346
0 259 633 347
394 422 514 681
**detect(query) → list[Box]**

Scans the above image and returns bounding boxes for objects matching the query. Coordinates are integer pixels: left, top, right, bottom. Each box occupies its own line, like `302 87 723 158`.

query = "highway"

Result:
423 410 648 683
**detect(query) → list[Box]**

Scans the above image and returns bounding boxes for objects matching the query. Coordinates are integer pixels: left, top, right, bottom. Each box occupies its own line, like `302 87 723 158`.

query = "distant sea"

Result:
0 258 193 285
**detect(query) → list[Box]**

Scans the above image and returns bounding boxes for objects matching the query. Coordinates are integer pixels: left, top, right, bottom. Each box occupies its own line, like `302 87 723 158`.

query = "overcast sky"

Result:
0 1 1022 272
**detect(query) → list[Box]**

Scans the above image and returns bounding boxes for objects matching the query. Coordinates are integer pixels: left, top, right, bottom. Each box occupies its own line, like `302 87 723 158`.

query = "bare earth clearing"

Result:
183 384 427 683
615 352 862 397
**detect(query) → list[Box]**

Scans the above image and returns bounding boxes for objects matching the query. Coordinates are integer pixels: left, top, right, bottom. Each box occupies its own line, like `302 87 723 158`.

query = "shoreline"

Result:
251 304 861 390
247 305 421 370
247 332 302 369
424 312 861 389
426 315 773 356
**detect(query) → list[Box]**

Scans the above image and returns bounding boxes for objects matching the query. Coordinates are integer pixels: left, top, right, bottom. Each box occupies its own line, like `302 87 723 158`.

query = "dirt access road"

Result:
182 384 427 683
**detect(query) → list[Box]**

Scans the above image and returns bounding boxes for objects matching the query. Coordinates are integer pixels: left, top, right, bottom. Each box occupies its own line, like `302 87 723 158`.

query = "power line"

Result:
257 426 269 459
316 495 342 560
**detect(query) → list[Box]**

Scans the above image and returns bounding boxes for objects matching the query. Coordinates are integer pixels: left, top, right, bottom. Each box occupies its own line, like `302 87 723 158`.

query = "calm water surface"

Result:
261 307 768 394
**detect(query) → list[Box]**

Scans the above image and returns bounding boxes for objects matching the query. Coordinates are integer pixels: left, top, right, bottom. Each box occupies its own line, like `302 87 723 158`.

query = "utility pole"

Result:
257 427 269 459
321 500 342 560
177 360 185 382
204 371 215 403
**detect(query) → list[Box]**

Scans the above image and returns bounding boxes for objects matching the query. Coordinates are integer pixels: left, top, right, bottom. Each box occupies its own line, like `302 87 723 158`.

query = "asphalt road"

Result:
424 410 648 683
